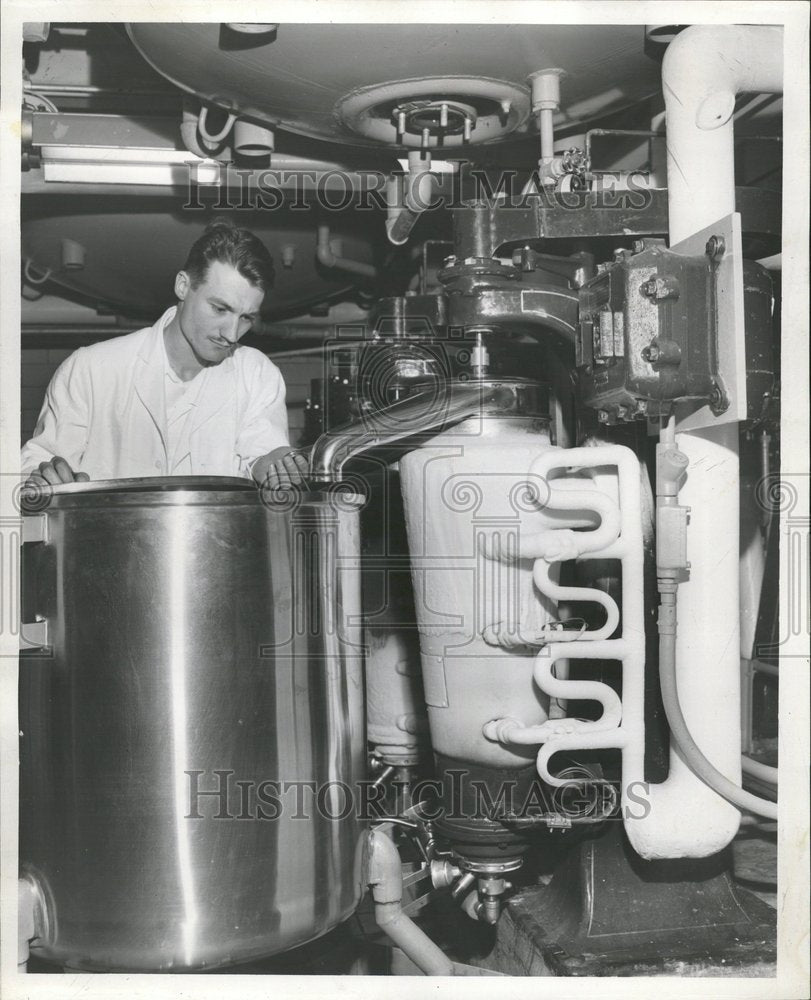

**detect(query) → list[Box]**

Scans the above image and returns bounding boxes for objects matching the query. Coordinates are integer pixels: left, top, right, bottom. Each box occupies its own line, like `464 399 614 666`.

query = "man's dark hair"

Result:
183 219 275 291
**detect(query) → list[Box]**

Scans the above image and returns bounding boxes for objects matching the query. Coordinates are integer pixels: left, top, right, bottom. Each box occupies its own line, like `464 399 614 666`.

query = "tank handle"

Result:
20 514 51 654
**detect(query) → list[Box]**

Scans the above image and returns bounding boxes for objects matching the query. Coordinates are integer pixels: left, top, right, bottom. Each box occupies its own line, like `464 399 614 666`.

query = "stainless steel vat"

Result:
19 477 366 972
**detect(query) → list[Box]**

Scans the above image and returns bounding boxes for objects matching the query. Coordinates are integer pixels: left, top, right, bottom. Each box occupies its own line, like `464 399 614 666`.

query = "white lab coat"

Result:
21 307 291 480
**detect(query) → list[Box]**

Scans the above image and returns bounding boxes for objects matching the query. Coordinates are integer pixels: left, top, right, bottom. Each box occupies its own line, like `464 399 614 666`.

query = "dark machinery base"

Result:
481 822 776 976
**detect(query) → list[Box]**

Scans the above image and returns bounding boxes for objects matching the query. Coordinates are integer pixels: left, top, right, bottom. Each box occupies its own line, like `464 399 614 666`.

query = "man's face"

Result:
174 259 265 365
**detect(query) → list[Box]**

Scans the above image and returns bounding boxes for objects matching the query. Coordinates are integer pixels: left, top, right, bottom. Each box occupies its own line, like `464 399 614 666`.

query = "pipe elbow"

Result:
315 225 336 268
625 800 741 861
367 829 403 904
663 25 783 120
316 225 377 278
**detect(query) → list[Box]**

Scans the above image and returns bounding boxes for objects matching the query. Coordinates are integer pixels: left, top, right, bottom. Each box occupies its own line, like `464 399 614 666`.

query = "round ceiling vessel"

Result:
126 23 664 150
338 76 529 149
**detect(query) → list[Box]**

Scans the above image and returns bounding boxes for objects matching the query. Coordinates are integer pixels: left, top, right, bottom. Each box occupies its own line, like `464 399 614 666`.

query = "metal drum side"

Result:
19 482 366 971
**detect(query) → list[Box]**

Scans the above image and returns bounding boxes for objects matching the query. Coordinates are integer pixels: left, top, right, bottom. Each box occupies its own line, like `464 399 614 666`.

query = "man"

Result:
21 220 309 489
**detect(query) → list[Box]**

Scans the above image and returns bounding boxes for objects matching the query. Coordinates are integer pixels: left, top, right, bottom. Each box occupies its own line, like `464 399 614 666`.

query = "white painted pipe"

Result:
480 441 746 856
663 24 783 244
367 830 455 975
655 24 783 855
316 225 377 279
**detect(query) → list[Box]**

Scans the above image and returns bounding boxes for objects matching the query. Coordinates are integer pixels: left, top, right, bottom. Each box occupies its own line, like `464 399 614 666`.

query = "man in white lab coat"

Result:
22 221 308 489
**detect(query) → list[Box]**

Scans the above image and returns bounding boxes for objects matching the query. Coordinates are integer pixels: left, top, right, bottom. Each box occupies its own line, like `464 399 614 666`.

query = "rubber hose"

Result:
659 633 778 820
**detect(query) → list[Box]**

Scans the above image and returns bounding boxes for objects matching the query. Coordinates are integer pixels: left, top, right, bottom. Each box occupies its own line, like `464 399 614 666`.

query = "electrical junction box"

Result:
576 238 724 424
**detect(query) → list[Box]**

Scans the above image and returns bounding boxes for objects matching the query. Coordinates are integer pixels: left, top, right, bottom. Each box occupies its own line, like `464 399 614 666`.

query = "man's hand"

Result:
26 457 89 487
253 447 310 489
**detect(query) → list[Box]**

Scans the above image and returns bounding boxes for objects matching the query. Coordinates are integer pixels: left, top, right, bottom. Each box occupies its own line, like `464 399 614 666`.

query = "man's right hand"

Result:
26 457 89 487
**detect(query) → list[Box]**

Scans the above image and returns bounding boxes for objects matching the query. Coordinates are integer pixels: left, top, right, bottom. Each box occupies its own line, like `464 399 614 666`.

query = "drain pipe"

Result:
385 151 441 246
367 829 455 975
624 25 783 859
316 225 377 279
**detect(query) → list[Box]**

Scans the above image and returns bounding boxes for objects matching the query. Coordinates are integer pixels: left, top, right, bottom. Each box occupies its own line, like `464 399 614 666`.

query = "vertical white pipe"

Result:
637 24 783 856
663 25 783 243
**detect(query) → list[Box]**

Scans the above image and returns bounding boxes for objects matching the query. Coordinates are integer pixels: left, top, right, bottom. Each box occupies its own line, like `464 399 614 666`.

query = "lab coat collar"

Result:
134 306 237 439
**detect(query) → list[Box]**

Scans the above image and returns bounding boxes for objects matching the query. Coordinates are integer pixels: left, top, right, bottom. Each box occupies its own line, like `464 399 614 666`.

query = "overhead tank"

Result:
126 23 663 150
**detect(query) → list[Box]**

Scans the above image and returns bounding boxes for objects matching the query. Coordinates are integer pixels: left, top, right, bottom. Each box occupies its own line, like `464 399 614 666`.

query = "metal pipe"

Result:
23 83 176 97
309 380 513 482
450 872 476 901
233 119 275 158
316 225 377 279
367 830 455 975
371 764 396 789
385 152 441 246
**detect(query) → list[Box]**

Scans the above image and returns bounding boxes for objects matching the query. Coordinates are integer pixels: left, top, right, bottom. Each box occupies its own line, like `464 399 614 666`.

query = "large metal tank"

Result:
126 24 662 150
19 478 365 972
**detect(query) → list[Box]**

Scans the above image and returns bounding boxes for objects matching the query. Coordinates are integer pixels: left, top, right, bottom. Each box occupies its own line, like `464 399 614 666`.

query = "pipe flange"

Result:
438 257 520 284
337 76 530 149
459 859 524 875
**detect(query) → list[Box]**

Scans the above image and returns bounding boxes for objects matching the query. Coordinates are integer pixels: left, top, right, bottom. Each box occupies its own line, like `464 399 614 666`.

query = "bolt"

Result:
500 99 512 116
397 111 406 136
421 127 430 149
642 344 660 363
641 276 680 302
633 240 645 253
705 235 726 259
597 411 608 423
463 117 472 142
440 103 448 128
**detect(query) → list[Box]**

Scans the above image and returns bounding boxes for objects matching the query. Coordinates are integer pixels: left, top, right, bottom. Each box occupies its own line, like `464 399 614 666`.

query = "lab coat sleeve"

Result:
235 353 292 478
20 349 92 476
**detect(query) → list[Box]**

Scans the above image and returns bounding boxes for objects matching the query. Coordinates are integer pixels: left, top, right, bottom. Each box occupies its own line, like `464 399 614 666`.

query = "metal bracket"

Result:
672 212 747 431
19 619 50 652
22 514 49 544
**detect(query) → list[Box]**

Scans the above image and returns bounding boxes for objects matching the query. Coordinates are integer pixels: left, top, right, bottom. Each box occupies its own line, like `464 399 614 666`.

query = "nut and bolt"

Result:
705 235 726 259
642 344 660 363
641 276 680 302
